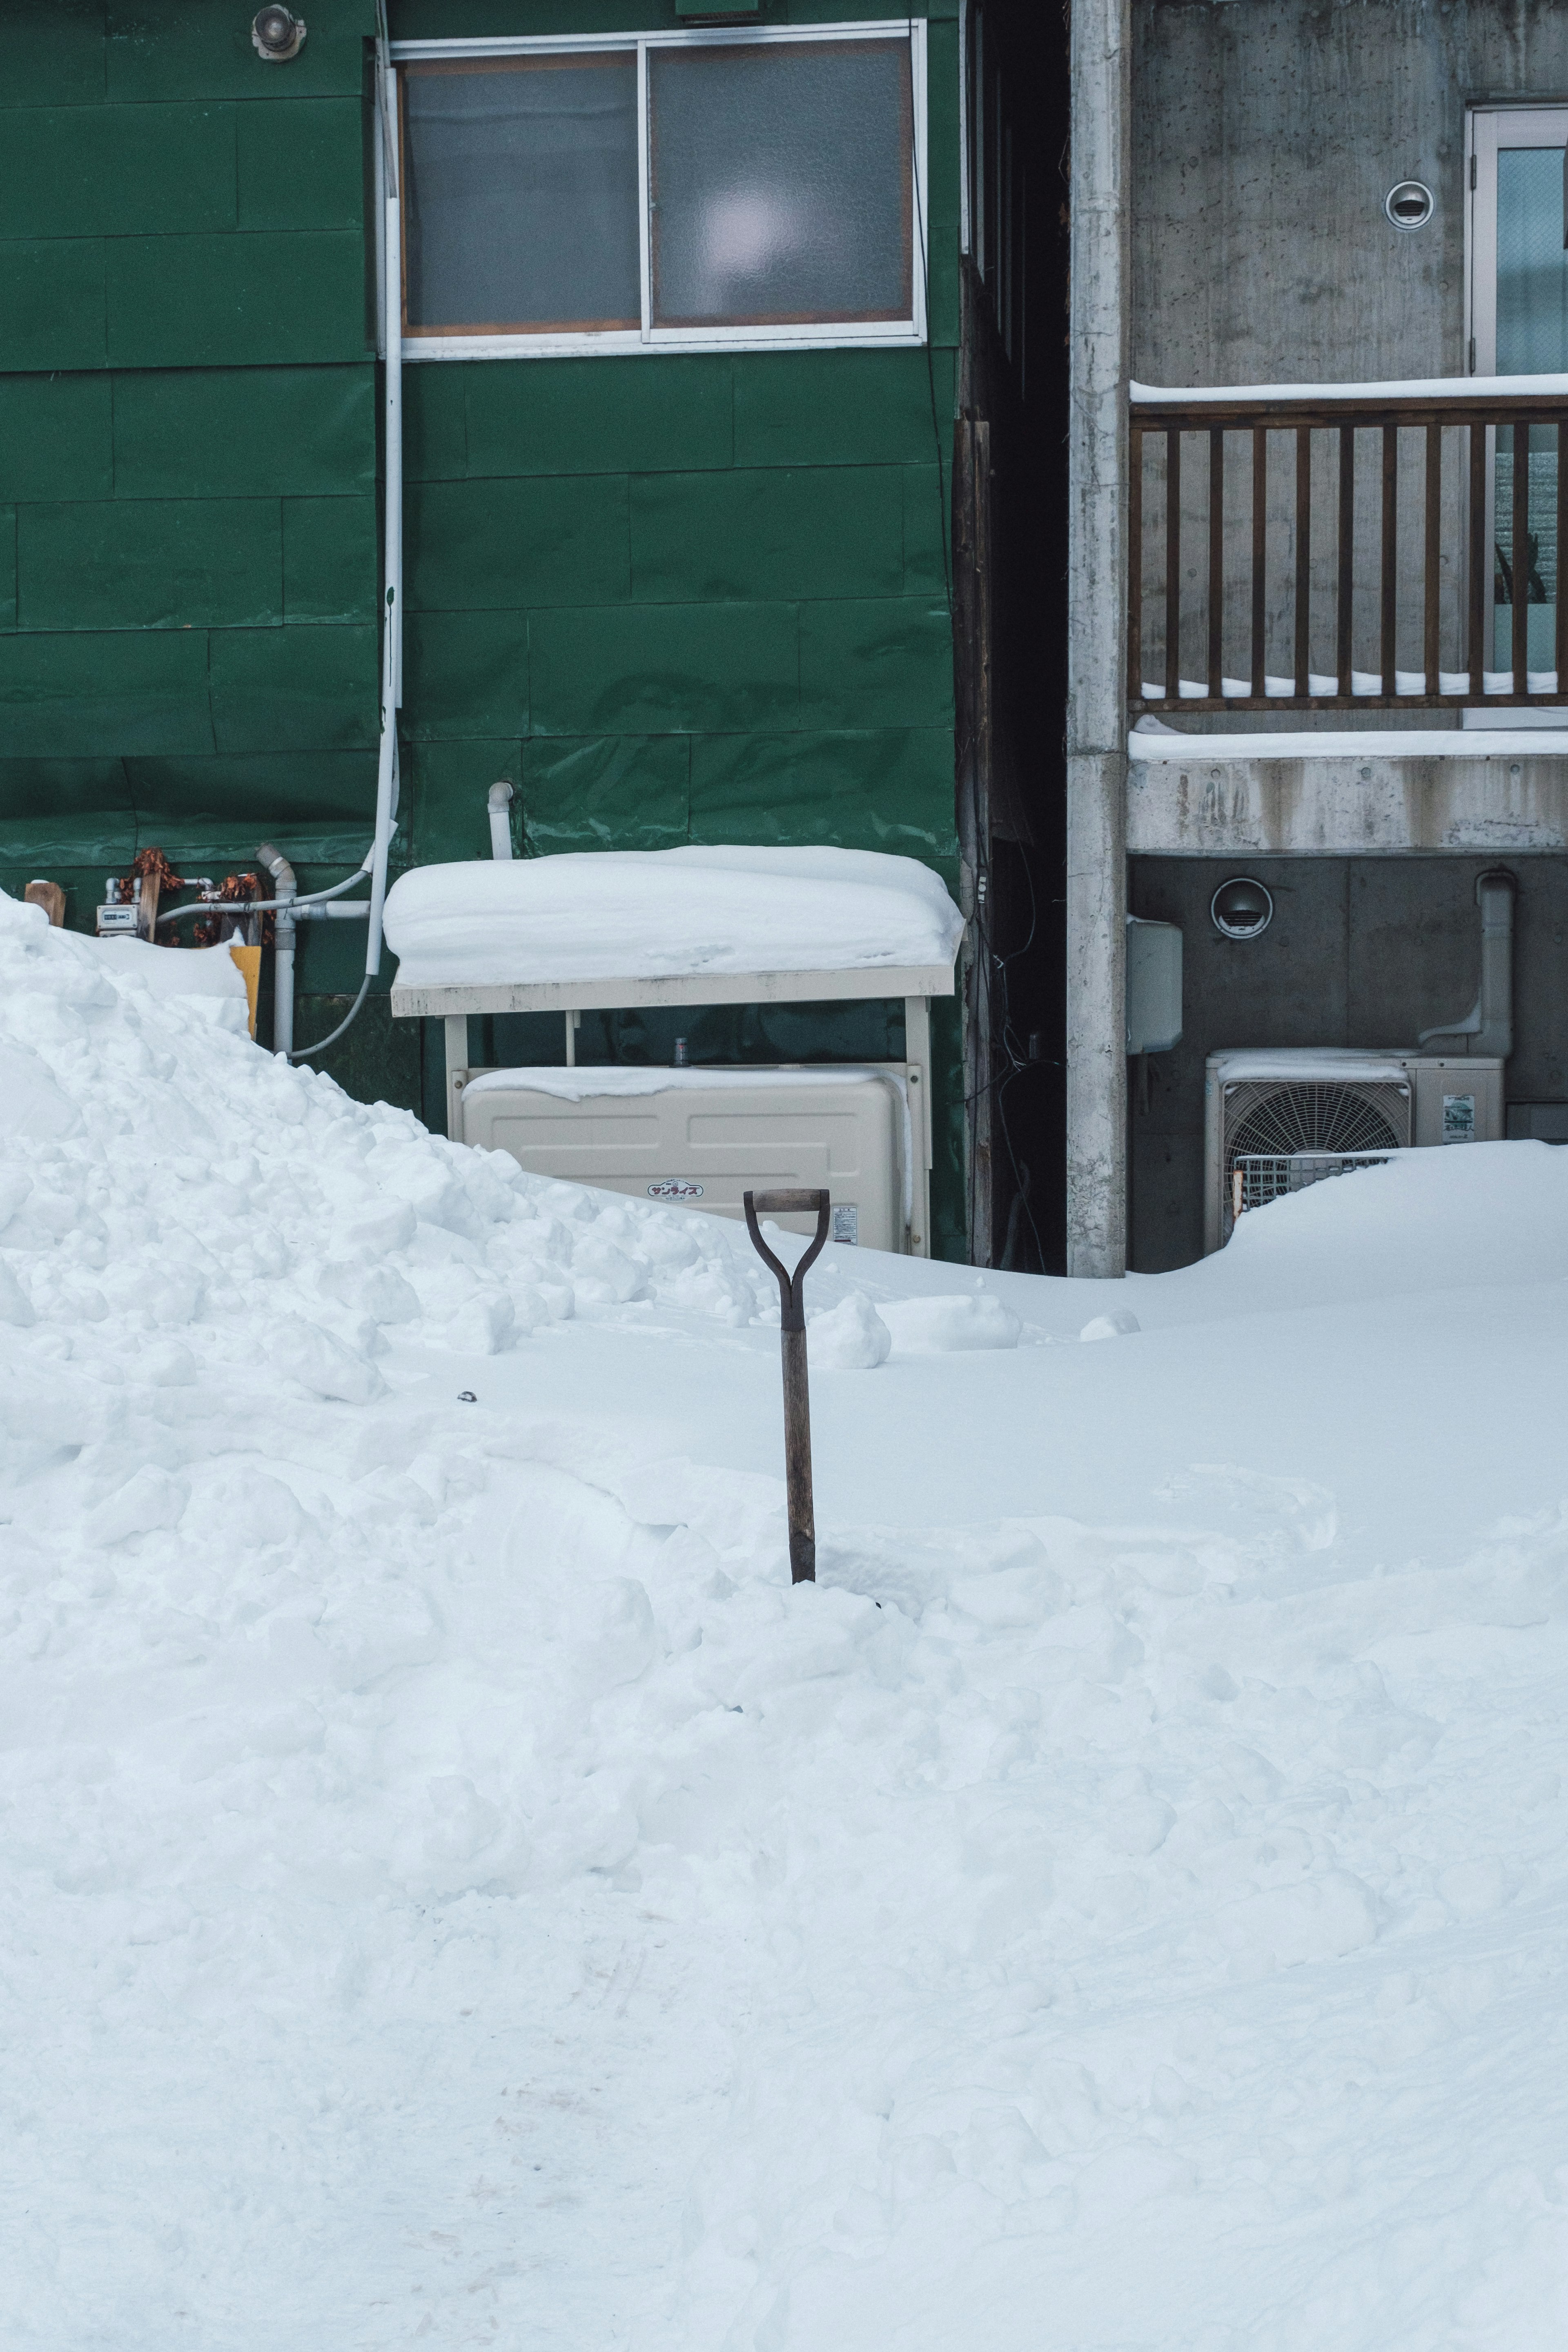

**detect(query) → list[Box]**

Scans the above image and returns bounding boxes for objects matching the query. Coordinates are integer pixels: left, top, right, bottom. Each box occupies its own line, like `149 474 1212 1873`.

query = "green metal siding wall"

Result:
0 0 381 911
1 0 968 1258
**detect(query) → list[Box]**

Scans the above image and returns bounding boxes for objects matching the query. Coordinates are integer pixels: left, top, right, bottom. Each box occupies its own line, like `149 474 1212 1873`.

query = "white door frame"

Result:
1466 103 1568 377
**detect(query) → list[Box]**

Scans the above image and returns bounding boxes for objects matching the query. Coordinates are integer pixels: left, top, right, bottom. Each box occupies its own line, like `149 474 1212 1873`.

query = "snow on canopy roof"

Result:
382 846 965 989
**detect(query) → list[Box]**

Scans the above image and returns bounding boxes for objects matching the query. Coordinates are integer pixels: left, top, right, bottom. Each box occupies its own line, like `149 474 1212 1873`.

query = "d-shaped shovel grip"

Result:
743 1188 831 1332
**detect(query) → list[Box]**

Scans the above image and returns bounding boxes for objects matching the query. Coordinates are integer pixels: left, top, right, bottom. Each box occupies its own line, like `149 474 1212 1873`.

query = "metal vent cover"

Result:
1221 1079 1411 1239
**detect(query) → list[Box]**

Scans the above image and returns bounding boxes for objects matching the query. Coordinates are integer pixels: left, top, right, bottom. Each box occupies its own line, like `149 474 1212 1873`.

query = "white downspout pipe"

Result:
256 843 297 1056
1417 868 1517 1060
365 0 402 994
487 780 515 861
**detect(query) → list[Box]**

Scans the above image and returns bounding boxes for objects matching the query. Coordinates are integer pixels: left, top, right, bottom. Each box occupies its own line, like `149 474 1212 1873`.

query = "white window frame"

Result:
1466 103 1568 376
388 19 929 363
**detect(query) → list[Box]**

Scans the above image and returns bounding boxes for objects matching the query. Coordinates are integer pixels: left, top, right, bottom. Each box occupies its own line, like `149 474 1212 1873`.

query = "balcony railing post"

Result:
1557 417 1568 697
1207 425 1223 699
1128 422 1143 702
1558 417 1568 696
1336 424 1354 698
1423 422 1441 695
1380 423 1398 697
1513 416 1530 699
1294 425 1311 697
1468 417 1487 702
1250 423 1266 697
1165 427 1180 706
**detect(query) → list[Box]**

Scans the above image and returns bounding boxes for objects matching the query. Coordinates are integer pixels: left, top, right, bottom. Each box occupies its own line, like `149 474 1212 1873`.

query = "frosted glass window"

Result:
401 57 639 335
648 40 913 328
1495 147 1568 374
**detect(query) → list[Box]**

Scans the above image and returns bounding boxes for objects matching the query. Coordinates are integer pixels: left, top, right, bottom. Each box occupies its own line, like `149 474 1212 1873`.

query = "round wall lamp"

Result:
252 6 307 60
1385 180 1434 232
1211 877 1274 940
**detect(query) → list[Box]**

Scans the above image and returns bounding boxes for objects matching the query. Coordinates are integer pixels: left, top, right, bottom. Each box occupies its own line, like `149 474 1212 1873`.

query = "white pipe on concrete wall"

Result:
1418 869 1517 1060
1065 0 1131 1277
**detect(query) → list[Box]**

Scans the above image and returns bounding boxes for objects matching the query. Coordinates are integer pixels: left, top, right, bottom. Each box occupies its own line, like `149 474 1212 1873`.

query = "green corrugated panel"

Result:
798 597 954 729
0 376 112 500
465 356 734 480
0 105 236 238
401 611 528 741
290 994 423 1109
113 366 376 497
403 739 524 866
0 241 106 372
520 735 691 855
20 498 282 630
106 0 372 102
3 3 107 107
208 622 378 752
402 365 469 484
0 632 212 757
405 477 630 612
901 463 950 596
283 496 379 622
238 98 368 233
688 728 956 858
733 348 954 469
0 756 129 826
122 750 379 828
107 232 367 368
630 467 904 604
0 510 14 633
530 603 799 736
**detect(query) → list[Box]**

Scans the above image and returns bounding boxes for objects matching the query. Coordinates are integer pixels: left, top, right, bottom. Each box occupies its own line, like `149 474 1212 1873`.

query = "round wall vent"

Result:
1385 180 1434 232
252 7 306 60
1211 877 1274 939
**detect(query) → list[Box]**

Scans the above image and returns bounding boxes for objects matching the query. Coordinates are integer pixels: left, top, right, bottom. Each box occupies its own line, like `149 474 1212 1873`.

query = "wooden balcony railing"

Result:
1129 380 1568 715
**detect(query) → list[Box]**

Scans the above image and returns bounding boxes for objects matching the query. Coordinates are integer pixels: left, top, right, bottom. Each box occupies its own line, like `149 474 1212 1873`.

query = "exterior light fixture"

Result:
1384 180 1433 232
252 6 306 60
1211 877 1274 940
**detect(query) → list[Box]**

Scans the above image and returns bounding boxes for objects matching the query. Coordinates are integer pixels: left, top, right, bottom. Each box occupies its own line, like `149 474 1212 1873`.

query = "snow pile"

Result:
0 891 766 1366
382 844 965 987
5 882 1568 2349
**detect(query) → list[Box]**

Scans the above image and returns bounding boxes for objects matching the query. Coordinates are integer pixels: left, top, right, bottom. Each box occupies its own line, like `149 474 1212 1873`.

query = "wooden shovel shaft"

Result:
780 1325 816 1583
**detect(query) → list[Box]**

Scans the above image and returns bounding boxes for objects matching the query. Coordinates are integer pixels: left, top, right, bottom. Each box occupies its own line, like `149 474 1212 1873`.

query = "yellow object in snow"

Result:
229 943 262 1038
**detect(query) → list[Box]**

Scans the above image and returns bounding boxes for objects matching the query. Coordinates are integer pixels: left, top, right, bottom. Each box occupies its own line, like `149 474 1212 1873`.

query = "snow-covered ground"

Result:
4 883 1568 2350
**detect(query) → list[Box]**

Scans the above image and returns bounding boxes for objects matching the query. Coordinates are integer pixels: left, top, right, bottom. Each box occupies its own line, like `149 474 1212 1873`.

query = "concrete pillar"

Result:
1065 0 1131 1277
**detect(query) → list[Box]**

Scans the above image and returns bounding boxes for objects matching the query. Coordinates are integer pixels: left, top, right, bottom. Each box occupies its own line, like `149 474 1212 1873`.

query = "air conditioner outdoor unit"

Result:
1203 1048 1506 1252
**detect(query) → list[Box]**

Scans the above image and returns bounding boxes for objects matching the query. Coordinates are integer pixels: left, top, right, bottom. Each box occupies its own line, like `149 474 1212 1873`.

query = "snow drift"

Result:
4 884 1568 2351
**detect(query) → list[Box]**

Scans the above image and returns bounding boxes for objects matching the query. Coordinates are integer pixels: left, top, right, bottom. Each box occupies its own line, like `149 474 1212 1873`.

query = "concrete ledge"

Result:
1128 748 1568 854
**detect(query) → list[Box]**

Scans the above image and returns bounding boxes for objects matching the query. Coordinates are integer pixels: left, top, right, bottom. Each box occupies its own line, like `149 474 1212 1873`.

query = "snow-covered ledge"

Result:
1128 723 1568 855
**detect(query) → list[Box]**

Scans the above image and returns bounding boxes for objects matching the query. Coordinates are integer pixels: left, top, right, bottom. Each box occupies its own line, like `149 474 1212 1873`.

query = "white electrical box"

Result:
1126 916 1183 1053
461 1066 909 1250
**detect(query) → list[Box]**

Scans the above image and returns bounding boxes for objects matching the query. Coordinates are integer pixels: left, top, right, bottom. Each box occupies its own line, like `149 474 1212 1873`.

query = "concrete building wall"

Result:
1128 849 1568 1269
1132 0 1568 392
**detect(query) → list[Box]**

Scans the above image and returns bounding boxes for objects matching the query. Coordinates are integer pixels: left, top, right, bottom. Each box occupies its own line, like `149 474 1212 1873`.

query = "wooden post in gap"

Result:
24 881 65 927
